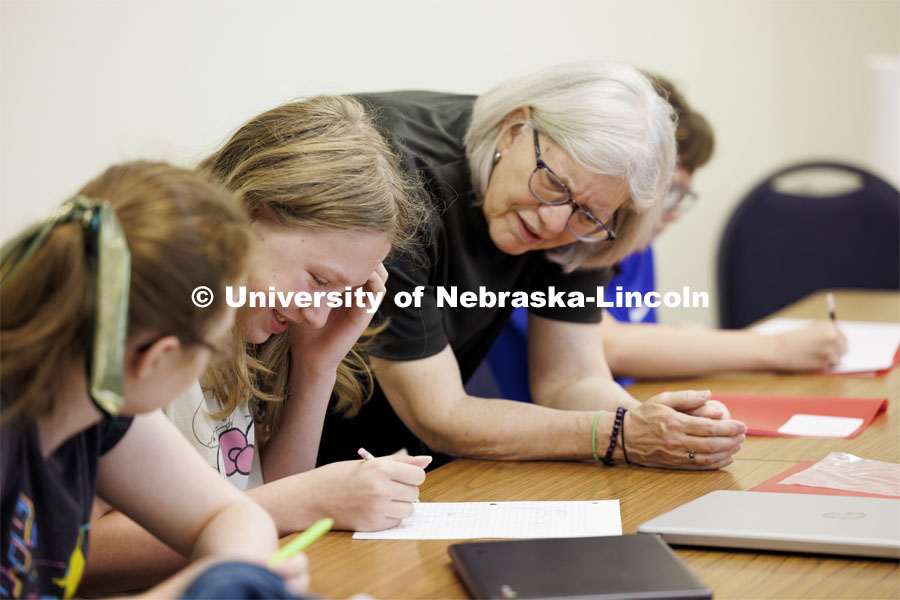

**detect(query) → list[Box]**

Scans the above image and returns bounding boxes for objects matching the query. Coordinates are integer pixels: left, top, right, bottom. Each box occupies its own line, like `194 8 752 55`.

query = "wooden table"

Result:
305 290 900 599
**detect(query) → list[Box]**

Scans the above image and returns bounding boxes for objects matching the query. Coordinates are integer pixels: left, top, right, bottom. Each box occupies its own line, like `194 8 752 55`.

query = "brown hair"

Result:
198 94 429 437
1 161 251 422
646 73 715 173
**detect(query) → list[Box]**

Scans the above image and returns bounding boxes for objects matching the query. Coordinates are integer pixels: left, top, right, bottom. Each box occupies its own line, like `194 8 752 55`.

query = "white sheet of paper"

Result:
777 413 865 438
352 500 621 540
754 318 900 373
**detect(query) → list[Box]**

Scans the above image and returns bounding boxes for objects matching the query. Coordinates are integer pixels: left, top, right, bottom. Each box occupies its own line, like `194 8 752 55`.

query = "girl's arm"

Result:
261 264 388 481
259 360 336 479
81 507 187 594
90 410 307 596
96 410 278 559
82 423 425 596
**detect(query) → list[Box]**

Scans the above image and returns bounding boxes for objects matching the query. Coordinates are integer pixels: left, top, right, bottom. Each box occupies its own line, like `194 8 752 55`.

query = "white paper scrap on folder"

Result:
754 318 900 373
777 414 865 438
352 500 621 540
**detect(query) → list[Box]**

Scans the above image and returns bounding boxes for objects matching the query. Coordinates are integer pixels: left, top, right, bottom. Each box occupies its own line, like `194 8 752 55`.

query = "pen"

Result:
269 517 334 565
826 292 837 321
358 447 375 461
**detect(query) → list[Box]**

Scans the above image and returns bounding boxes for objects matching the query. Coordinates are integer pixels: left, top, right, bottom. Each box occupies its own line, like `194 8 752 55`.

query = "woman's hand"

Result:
309 454 432 531
766 320 848 371
683 398 731 420
621 390 746 470
291 263 389 377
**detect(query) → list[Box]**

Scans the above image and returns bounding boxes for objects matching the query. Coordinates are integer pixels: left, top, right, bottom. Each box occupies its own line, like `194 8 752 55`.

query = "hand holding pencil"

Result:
303 450 432 533
259 517 332 596
763 295 847 371
270 517 334 565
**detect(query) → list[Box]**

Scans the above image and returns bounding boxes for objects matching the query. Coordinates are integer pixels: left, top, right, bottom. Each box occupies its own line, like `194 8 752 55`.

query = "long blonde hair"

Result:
198 95 428 437
1 161 250 422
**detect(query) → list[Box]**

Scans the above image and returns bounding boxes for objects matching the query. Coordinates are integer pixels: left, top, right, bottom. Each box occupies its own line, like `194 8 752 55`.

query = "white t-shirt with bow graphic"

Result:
166 382 264 491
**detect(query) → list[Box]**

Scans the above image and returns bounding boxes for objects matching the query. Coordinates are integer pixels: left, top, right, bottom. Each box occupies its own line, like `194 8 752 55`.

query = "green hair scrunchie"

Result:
1 195 131 417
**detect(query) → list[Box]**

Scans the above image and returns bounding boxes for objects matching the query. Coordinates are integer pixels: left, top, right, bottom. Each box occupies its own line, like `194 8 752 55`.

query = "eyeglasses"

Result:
663 184 698 213
527 130 617 243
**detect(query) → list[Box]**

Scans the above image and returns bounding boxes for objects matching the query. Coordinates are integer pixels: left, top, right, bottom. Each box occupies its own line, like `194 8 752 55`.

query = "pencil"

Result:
826 292 837 321
269 517 334 565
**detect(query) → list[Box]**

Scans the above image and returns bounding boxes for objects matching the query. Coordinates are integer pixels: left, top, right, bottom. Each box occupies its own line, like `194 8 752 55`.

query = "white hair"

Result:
464 60 676 270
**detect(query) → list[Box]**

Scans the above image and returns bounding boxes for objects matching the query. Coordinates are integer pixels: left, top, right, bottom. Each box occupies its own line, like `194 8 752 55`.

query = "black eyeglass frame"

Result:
527 129 617 243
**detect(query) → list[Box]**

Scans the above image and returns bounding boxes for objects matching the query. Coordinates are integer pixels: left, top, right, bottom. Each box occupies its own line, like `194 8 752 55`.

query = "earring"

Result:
493 151 502 165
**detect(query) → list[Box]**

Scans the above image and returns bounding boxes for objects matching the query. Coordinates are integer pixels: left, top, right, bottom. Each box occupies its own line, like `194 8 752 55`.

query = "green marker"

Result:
269 517 334 565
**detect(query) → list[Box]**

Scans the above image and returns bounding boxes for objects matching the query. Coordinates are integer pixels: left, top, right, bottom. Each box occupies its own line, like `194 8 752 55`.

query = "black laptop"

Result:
448 534 711 599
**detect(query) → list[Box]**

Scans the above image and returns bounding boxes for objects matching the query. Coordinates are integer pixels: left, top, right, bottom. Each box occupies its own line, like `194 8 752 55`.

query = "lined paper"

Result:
754 318 900 373
352 500 621 540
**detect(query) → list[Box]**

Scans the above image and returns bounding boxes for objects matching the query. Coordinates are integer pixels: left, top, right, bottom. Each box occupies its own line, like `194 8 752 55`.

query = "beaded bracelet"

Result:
591 410 606 461
620 410 631 464
602 406 627 466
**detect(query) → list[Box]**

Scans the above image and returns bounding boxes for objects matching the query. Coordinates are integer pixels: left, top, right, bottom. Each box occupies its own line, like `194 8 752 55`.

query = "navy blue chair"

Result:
717 161 900 329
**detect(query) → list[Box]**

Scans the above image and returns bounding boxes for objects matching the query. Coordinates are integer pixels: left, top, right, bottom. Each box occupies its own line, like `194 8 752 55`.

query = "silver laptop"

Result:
636 490 899 559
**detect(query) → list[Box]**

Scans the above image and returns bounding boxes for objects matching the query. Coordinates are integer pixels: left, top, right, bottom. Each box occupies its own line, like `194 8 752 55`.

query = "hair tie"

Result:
1 195 131 418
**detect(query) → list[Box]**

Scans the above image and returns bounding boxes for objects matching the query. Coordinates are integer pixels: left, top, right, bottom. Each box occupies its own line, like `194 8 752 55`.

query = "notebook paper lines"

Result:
352 500 621 540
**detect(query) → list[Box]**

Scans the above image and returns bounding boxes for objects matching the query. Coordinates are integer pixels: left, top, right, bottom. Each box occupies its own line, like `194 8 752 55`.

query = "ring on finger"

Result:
689 450 696 463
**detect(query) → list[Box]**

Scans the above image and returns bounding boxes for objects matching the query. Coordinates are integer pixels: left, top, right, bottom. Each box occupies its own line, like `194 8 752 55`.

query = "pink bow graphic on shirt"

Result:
218 422 254 477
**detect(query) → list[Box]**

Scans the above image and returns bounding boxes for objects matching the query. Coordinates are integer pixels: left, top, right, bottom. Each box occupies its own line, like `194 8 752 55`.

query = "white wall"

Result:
2 0 898 326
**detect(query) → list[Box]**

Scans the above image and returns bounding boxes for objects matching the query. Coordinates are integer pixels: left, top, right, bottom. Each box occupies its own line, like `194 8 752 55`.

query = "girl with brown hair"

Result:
0 161 308 598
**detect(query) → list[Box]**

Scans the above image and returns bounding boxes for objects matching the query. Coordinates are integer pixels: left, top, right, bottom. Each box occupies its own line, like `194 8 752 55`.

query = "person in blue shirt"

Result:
484 74 847 400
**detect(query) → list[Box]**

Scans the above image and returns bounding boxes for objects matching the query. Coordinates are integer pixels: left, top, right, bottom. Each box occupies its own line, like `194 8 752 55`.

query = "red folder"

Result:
750 460 900 498
712 393 887 438
879 343 900 376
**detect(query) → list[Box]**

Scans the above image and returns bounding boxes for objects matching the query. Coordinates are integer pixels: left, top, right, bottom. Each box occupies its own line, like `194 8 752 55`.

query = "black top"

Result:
316 91 609 465
1 416 132 598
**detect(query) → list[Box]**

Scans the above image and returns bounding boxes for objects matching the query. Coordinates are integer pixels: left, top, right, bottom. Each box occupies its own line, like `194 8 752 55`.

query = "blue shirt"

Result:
482 246 657 400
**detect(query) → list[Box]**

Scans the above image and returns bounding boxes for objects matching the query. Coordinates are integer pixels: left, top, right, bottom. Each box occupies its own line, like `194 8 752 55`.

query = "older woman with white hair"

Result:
315 61 746 471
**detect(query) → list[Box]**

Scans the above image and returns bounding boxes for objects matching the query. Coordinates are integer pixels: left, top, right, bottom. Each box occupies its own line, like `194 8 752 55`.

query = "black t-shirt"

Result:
316 91 608 465
1 415 132 598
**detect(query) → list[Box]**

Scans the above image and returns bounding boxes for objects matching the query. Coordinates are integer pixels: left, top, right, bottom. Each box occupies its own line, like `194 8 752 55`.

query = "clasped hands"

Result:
622 390 746 470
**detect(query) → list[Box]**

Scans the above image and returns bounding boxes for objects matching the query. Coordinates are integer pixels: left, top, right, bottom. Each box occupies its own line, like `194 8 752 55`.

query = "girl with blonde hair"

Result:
83 96 432 593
